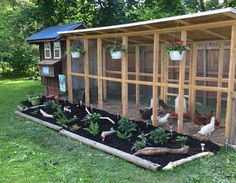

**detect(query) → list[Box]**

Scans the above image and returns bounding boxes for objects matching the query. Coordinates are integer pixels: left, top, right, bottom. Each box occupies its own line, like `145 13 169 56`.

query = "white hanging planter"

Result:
110 51 122 60
71 51 81 58
169 51 185 61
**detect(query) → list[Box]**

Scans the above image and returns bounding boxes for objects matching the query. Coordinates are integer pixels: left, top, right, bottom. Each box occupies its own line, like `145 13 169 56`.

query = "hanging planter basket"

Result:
169 51 185 61
110 50 122 60
71 51 81 58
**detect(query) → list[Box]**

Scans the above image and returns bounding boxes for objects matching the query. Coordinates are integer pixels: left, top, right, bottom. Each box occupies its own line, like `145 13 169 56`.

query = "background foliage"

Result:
0 0 234 76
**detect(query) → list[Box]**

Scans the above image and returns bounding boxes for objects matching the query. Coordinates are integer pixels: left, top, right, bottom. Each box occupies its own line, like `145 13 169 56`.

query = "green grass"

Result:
1 78 236 183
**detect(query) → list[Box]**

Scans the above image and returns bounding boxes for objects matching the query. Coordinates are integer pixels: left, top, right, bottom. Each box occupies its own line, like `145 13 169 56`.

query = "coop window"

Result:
53 42 61 59
44 42 51 59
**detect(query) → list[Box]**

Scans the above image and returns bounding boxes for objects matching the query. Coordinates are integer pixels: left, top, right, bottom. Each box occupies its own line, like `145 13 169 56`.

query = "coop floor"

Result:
93 99 226 145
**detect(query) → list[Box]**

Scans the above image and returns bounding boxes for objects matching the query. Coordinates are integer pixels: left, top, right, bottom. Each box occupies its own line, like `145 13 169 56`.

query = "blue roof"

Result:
27 22 84 42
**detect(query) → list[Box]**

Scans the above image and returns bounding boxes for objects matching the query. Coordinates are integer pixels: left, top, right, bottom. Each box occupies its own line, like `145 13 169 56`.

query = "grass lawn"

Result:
0 78 236 183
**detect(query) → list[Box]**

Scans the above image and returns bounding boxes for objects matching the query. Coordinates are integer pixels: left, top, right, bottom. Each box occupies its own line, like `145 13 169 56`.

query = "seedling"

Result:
131 133 148 152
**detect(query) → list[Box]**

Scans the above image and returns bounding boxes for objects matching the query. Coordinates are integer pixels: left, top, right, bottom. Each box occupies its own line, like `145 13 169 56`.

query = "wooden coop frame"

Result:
59 8 236 143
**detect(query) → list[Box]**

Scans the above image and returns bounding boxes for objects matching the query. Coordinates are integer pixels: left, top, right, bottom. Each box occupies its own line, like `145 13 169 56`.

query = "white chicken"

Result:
151 113 170 125
198 116 215 137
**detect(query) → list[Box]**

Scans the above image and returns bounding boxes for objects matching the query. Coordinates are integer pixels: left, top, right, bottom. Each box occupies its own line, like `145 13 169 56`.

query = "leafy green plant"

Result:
116 117 137 140
131 133 148 152
149 128 169 145
166 40 188 53
69 47 86 55
44 100 60 110
27 89 42 105
82 113 101 136
107 42 127 53
54 107 71 127
176 136 188 147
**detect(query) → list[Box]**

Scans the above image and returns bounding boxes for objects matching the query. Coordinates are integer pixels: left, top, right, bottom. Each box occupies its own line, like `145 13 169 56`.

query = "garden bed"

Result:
15 99 220 171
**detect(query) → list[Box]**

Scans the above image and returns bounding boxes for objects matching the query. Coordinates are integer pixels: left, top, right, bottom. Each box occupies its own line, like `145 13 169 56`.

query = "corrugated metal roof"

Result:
27 22 84 43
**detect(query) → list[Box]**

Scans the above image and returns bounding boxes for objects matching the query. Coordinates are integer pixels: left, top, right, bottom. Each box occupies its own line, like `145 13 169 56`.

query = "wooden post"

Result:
122 36 128 117
189 43 197 117
216 41 224 120
160 44 165 100
177 31 187 133
97 38 103 109
230 94 236 144
225 24 236 143
84 39 90 106
163 50 168 102
202 45 207 107
102 48 107 101
66 39 73 103
135 45 140 107
152 34 160 127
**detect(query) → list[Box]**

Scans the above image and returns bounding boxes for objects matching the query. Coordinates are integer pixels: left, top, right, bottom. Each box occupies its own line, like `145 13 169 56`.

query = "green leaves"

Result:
149 128 169 145
82 113 101 136
116 117 137 140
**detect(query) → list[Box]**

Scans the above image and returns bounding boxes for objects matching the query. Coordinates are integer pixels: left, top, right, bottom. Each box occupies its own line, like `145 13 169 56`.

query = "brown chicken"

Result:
193 110 220 126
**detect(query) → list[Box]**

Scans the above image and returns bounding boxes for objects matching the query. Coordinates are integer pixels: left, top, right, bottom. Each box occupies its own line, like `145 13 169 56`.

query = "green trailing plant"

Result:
131 133 148 152
166 40 188 53
69 47 86 55
149 128 169 145
176 136 188 147
27 89 42 106
116 117 137 140
82 113 101 136
107 42 127 53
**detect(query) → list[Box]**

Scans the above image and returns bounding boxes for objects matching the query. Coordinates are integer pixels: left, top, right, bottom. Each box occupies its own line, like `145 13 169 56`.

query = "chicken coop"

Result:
58 8 236 144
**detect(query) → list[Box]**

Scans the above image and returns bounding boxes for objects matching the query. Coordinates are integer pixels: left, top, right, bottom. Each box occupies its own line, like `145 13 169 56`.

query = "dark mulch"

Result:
21 99 220 168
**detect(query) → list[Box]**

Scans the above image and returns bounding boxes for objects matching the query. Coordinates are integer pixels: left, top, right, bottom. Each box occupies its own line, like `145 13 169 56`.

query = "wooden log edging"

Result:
59 129 161 171
162 151 213 170
14 111 62 131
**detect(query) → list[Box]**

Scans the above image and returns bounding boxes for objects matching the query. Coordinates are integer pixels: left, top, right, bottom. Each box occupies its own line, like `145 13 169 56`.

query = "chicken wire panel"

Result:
139 85 152 106
71 40 84 74
88 40 97 75
89 78 98 105
72 76 85 103
103 80 122 117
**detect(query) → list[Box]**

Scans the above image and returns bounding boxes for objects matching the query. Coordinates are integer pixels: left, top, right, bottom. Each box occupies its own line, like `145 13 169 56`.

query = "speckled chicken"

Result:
193 110 220 126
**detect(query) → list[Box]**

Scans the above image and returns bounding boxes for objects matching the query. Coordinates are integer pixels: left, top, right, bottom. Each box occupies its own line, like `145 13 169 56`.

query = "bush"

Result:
149 128 169 145
82 113 101 136
116 117 137 140
131 133 148 152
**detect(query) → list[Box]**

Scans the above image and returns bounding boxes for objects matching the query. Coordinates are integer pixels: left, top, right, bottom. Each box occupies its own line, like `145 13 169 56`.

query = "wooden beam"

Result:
84 39 90 106
163 49 169 102
216 41 224 120
102 48 107 101
68 20 235 40
177 30 187 133
97 38 103 109
66 39 73 103
189 43 197 118
202 45 207 107
160 44 165 100
176 20 228 40
152 33 160 127
225 24 236 143
135 46 140 107
122 36 128 117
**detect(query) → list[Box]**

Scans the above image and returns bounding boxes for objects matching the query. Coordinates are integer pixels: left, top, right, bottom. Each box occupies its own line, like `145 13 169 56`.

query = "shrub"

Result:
54 107 71 127
176 136 188 147
149 128 169 145
82 113 101 136
131 133 148 152
116 117 137 140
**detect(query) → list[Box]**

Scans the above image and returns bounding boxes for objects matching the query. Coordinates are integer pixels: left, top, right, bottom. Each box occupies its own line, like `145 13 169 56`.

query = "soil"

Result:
21 99 220 168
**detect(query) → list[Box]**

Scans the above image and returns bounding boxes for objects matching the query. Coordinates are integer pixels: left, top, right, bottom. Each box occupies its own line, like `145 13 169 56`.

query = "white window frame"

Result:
44 42 51 59
53 41 61 59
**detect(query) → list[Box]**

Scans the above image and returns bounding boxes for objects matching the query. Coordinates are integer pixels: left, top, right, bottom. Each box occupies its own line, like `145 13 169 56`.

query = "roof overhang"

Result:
38 59 61 66
58 8 236 43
